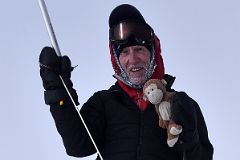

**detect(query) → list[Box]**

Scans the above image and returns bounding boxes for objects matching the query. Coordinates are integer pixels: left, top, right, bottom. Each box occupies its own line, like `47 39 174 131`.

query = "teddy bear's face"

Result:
144 83 163 105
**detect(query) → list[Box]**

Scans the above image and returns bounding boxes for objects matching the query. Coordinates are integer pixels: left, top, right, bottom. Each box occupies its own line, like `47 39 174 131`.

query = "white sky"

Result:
0 0 239 160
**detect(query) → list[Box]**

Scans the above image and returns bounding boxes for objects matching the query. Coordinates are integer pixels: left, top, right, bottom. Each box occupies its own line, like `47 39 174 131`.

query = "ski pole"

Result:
38 1 103 159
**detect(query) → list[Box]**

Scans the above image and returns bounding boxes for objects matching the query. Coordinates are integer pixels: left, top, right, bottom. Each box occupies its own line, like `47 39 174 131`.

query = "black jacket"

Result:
49 83 213 160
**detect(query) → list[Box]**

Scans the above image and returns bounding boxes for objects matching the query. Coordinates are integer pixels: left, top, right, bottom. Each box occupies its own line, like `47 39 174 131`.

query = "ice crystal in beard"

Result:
127 65 149 85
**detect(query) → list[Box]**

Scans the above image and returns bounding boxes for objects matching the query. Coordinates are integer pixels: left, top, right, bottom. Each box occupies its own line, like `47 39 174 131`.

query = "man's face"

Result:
119 45 150 85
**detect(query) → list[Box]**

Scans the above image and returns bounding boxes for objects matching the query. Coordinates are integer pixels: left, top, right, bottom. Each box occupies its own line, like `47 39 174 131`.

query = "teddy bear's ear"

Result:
161 79 167 86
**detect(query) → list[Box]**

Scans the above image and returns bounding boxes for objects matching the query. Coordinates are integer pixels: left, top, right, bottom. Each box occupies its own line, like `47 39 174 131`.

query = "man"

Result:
39 4 213 160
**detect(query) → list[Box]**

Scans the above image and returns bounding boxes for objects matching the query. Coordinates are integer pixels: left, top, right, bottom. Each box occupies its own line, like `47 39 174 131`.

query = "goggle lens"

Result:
109 20 154 45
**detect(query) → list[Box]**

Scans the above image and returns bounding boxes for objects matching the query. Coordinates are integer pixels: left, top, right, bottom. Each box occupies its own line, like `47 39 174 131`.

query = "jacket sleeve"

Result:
185 98 214 160
48 90 106 157
171 92 214 160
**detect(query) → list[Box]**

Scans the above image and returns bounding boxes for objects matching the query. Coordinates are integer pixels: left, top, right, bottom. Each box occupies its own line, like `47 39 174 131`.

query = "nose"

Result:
127 48 140 64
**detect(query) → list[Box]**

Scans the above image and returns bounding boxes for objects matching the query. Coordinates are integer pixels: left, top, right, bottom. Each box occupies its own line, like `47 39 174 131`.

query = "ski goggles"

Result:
109 20 154 46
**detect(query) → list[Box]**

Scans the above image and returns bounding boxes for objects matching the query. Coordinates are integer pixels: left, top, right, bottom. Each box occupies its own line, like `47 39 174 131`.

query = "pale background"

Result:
1 0 239 159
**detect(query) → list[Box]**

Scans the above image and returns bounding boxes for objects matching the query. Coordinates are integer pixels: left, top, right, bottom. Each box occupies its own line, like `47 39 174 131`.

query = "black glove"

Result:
39 46 78 105
171 92 199 152
39 46 74 90
171 92 214 160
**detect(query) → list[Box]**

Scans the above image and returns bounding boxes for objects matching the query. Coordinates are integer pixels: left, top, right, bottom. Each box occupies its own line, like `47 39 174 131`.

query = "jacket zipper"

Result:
136 105 144 160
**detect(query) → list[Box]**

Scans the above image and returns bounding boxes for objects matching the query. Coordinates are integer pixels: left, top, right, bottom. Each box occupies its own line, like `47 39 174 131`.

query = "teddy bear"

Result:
143 79 183 147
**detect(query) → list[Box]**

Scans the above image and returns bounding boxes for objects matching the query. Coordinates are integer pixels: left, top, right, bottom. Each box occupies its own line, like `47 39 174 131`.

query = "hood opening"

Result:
109 35 165 89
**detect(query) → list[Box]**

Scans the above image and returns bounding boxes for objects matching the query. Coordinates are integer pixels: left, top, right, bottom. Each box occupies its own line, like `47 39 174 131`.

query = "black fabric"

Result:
171 92 214 160
39 46 74 90
109 4 146 28
39 46 78 105
164 74 176 91
49 81 213 160
44 88 78 105
171 92 199 150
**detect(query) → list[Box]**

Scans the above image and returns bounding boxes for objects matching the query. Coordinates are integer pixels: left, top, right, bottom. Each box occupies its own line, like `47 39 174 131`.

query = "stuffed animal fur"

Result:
143 79 183 147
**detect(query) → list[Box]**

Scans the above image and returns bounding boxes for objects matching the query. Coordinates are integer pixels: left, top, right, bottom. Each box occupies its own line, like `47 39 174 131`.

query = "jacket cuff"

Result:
44 88 79 105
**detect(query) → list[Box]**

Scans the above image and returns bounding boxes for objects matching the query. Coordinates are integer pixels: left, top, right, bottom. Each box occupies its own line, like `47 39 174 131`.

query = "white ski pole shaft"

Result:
38 0 61 56
38 1 103 159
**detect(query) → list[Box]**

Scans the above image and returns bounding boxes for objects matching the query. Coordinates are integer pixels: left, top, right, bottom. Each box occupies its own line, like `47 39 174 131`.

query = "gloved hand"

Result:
171 92 199 152
39 46 78 105
39 46 74 90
